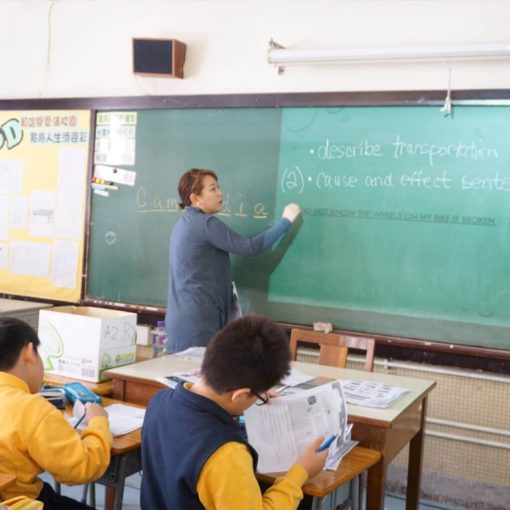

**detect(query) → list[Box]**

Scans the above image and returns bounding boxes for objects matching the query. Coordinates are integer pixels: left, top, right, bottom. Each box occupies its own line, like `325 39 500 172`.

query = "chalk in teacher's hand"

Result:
282 203 301 223
316 434 337 452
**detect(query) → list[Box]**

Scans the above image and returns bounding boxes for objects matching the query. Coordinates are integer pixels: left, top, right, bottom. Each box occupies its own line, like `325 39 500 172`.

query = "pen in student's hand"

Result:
316 434 337 452
74 412 87 429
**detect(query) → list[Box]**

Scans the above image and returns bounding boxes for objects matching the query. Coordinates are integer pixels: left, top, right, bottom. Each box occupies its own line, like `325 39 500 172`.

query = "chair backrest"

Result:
289 329 348 368
289 328 376 371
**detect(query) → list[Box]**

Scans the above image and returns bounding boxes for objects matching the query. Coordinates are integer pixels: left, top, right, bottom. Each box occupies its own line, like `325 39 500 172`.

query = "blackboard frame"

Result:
1 90 510 370
2 89 510 112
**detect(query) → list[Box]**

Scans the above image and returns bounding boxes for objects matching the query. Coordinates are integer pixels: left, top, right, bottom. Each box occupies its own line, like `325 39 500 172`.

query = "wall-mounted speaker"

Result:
132 38 186 79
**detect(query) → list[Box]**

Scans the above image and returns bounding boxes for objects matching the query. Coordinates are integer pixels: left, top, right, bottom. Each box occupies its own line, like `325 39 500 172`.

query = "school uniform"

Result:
0 372 112 508
141 383 307 510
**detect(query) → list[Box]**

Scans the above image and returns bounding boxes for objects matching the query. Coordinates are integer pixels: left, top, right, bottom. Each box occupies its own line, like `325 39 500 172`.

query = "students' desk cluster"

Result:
104 355 436 510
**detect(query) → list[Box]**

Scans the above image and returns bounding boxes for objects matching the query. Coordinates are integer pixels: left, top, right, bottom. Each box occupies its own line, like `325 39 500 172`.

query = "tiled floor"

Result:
42 471 469 510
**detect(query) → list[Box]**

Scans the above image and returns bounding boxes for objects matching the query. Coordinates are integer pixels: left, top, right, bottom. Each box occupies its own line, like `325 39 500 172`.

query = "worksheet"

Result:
244 380 351 473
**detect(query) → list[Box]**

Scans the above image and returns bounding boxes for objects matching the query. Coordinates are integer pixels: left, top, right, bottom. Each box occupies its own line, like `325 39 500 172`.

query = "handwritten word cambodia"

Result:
136 187 269 220
315 136 499 167
0 119 23 151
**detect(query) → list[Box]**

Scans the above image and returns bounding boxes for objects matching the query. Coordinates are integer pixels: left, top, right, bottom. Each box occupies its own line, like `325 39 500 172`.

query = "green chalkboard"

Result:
87 105 510 350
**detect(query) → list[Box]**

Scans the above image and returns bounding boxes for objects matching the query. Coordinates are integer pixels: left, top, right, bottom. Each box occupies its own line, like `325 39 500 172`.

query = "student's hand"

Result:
296 436 328 480
266 388 280 404
282 203 301 223
84 403 108 423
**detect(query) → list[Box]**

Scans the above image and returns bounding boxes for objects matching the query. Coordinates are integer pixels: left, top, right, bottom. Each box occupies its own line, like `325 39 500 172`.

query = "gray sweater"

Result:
165 207 291 352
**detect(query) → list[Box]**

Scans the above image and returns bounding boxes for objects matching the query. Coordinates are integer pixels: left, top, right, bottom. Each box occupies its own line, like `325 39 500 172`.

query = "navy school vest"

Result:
141 383 258 510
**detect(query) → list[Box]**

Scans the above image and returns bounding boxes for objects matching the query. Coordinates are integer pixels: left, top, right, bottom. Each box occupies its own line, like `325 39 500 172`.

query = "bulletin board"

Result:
0 110 91 302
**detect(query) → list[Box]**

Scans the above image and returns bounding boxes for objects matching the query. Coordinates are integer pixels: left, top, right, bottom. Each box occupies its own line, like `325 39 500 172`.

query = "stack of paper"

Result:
341 380 408 408
244 380 351 473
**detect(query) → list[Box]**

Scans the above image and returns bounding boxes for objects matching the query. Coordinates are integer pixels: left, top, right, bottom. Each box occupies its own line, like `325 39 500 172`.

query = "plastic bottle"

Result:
152 320 168 356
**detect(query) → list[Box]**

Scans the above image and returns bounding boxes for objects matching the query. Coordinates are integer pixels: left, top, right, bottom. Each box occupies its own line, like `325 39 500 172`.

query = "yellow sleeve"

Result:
27 406 113 485
197 442 308 510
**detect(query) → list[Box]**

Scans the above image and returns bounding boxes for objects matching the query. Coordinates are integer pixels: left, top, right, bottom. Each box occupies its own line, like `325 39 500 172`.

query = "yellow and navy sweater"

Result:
141 382 307 510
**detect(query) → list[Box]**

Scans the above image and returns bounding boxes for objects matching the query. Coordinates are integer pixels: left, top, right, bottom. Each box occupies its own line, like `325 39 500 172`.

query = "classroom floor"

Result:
41 471 469 510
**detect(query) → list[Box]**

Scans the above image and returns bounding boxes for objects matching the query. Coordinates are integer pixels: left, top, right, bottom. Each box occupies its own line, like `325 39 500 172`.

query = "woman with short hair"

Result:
165 168 301 353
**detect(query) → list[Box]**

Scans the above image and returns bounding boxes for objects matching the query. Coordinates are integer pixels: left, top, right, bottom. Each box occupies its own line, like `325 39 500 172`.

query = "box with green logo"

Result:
38 306 137 382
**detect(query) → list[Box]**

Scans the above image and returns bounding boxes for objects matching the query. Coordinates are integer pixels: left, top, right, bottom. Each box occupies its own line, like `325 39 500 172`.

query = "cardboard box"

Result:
38 306 137 382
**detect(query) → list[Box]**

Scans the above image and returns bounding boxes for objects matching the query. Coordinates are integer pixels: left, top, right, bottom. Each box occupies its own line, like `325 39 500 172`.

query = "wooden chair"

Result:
289 328 377 510
289 328 375 372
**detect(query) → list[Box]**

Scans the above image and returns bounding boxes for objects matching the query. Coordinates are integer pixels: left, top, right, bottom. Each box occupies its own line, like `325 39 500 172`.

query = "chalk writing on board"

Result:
315 139 383 160
301 207 496 227
136 188 179 212
282 169 510 193
313 136 500 167
281 166 305 194
136 187 268 220
391 135 499 167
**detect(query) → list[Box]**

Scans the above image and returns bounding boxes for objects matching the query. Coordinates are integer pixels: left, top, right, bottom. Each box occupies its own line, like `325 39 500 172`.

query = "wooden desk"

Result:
0 473 16 492
258 446 380 509
63 398 141 510
44 373 113 396
105 356 436 510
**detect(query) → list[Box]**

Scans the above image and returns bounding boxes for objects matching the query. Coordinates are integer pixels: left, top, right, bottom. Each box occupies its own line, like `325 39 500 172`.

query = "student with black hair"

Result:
0 318 112 509
141 314 328 510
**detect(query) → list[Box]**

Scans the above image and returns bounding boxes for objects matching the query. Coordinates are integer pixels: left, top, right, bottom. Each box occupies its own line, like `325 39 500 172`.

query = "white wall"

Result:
1 0 510 100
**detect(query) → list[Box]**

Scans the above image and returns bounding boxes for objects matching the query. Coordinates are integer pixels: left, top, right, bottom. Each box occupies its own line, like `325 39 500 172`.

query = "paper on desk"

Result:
68 401 145 436
172 346 206 362
157 368 201 389
105 404 145 436
279 367 315 387
341 380 408 408
244 380 349 473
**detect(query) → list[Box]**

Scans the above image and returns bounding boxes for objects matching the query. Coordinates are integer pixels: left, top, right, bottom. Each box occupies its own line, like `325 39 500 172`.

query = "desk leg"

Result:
105 487 115 510
102 449 142 510
365 455 385 510
406 396 427 510
104 456 129 510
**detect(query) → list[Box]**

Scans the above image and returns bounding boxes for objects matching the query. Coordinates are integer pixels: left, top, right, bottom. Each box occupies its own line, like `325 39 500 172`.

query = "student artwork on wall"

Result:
0 110 91 302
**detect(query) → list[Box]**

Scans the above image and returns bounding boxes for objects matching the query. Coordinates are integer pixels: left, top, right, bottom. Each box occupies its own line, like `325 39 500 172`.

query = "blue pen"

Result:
73 412 87 429
316 434 337 452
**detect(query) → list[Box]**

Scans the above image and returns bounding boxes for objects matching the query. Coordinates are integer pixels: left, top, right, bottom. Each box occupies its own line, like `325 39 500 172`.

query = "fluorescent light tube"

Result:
268 42 510 64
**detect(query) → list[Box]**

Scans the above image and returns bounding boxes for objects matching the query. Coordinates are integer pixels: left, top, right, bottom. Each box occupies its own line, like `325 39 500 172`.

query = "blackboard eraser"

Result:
313 321 333 334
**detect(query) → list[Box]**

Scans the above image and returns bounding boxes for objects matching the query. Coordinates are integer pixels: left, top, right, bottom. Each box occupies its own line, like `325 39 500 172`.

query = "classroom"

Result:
0 1 509 510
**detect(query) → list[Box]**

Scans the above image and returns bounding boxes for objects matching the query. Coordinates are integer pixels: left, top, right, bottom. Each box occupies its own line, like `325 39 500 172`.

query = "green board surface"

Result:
87 106 510 350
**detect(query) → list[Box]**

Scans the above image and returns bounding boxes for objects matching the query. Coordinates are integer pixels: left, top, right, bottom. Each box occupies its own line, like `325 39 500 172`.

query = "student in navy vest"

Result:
141 315 327 510
165 168 301 353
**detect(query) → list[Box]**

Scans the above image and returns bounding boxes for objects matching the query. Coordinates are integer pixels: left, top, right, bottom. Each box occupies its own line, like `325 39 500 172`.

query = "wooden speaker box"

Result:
132 38 186 78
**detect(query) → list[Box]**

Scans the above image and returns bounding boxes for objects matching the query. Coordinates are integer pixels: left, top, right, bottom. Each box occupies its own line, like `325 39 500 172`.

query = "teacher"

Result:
165 168 301 353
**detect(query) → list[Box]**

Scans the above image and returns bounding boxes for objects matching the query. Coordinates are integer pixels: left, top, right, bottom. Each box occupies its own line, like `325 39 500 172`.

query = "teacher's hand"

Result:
282 203 301 223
